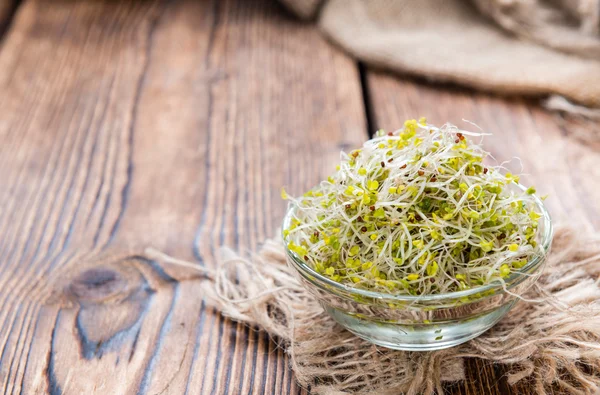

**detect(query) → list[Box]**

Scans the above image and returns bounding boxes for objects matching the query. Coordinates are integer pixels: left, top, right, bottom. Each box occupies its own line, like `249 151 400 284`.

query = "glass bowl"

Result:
282 191 552 351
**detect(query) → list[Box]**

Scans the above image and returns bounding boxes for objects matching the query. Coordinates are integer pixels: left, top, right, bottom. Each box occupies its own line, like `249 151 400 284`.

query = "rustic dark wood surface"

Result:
0 0 597 394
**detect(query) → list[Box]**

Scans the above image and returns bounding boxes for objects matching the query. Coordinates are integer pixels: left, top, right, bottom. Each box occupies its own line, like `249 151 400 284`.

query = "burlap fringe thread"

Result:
147 227 600 394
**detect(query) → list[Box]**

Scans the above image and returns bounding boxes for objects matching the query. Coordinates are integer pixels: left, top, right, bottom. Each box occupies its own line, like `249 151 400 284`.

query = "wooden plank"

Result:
365 71 600 394
0 0 366 394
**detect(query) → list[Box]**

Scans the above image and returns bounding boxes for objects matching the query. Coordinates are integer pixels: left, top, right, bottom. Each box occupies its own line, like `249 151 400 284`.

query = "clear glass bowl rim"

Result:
283 183 553 302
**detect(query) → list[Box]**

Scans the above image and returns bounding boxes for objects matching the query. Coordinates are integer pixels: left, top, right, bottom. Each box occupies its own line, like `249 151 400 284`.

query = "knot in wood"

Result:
70 268 127 302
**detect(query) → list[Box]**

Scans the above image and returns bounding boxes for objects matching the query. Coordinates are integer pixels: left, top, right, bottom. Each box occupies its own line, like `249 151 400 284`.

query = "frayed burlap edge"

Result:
147 227 600 394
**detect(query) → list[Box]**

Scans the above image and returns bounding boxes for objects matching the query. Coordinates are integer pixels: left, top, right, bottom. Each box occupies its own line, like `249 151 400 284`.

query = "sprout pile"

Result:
282 119 544 296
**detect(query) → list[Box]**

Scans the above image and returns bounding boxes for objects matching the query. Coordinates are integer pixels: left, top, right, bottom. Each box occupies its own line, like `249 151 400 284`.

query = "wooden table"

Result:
0 0 598 393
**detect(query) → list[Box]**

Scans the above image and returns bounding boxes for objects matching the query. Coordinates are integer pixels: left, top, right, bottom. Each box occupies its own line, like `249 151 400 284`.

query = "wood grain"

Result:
0 0 366 393
365 71 600 394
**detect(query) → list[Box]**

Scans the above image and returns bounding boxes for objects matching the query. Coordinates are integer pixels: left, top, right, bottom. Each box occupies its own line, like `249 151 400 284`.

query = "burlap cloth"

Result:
279 0 600 111
148 226 600 394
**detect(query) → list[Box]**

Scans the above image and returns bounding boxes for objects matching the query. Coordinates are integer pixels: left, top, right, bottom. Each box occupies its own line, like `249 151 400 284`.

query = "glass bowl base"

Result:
323 301 516 351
